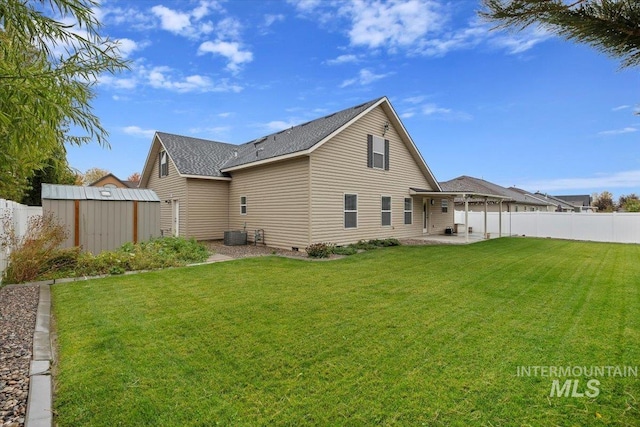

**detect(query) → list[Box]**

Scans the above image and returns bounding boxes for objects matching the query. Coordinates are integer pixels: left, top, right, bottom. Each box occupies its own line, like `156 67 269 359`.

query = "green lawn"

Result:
52 238 640 426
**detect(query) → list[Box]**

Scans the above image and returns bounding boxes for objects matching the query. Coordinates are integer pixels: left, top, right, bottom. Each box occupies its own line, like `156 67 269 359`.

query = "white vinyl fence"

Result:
0 199 43 278
455 210 640 244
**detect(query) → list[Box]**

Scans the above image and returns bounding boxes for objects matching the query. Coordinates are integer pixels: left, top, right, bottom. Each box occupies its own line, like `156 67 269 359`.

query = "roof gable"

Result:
139 97 442 191
221 97 382 169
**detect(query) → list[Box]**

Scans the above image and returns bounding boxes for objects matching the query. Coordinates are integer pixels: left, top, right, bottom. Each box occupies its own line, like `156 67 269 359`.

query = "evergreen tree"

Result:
480 0 640 68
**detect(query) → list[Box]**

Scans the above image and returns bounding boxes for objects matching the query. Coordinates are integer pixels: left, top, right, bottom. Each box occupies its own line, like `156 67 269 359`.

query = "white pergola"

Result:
409 189 511 243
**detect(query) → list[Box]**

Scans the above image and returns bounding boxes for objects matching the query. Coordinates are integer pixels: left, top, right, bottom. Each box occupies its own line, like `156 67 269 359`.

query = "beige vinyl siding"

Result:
228 157 310 249
310 105 433 245
428 198 454 234
146 143 188 237
186 178 229 240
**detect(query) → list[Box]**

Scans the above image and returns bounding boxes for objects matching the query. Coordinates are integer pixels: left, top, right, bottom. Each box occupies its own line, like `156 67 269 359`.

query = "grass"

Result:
52 238 640 426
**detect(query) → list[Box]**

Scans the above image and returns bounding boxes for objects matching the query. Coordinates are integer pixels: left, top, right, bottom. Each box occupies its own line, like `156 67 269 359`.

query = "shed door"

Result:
171 199 179 236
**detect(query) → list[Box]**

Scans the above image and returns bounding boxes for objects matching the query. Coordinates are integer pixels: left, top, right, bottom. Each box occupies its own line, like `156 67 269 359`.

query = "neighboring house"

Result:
139 96 454 249
89 173 138 189
553 194 595 212
531 192 584 212
440 176 556 212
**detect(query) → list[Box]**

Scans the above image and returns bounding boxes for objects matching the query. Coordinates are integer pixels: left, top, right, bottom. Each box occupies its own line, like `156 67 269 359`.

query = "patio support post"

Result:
464 196 469 243
499 200 503 237
484 197 488 239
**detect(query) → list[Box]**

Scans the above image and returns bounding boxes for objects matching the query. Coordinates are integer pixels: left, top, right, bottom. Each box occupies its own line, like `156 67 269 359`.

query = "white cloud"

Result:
340 68 390 87
401 111 416 118
520 170 640 192
114 38 148 58
598 127 638 136
420 103 472 120
198 40 253 72
123 126 156 138
151 5 192 33
326 54 359 65
404 96 426 104
422 103 452 115
612 105 631 111
146 66 242 93
218 112 233 118
98 74 138 90
264 14 285 27
489 25 552 55
150 2 219 39
345 0 444 50
264 120 300 132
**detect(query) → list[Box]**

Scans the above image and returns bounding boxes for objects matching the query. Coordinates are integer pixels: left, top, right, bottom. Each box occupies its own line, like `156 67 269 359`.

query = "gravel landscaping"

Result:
0 285 38 427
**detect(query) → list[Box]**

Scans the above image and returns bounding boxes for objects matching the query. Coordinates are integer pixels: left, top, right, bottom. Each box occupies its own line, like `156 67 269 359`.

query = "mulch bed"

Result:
0 285 38 427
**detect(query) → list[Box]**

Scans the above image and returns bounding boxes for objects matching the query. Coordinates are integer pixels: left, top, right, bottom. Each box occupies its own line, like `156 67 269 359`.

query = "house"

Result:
89 173 138 189
139 96 454 249
440 176 556 212
530 192 584 212
553 194 595 212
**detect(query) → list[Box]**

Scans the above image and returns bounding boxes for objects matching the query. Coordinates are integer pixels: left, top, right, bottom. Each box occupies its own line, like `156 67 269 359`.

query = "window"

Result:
381 196 391 226
404 198 412 225
367 135 389 170
344 194 357 228
240 196 247 215
441 199 449 213
159 151 169 177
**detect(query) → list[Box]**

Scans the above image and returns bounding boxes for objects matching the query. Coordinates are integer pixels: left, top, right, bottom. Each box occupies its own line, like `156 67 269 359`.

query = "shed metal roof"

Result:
42 184 160 202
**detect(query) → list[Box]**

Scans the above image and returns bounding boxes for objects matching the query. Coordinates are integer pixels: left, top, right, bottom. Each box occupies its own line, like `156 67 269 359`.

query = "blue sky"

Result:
66 0 639 199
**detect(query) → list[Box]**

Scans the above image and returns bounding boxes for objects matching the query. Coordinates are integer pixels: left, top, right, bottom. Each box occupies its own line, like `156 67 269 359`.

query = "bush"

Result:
306 243 334 258
332 246 358 256
2 212 69 283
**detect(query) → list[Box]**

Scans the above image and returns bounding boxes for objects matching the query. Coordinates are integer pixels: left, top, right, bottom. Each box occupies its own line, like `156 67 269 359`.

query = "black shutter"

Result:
384 139 390 170
367 134 373 168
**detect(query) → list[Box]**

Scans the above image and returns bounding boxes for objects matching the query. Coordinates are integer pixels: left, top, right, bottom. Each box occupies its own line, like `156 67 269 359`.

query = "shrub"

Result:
306 243 334 258
332 246 358 256
2 213 68 283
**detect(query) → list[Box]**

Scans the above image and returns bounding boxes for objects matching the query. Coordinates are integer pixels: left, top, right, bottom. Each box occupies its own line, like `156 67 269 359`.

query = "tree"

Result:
619 193 640 212
593 191 615 212
21 147 76 206
127 172 141 184
480 0 640 68
0 0 127 200
80 167 111 185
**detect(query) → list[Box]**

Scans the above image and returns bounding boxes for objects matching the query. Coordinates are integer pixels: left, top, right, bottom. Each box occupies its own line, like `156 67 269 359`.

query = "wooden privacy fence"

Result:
42 184 161 254
455 210 640 244
0 199 43 277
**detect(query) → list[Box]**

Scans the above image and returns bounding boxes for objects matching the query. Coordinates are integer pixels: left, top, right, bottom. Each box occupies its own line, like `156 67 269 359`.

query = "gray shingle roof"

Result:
440 176 554 206
154 98 384 177
155 132 238 177
222 97 383 169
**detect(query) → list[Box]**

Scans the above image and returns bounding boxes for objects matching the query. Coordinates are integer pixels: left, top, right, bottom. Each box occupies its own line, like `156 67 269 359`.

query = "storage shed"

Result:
42 184 160 254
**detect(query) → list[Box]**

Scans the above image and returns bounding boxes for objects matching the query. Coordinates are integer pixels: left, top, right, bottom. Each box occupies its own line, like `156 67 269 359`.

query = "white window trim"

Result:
441 199 449 213
372 135 385 170
240 195 247 215
381 195 392 227
344 193 358 229
404 197 413 225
